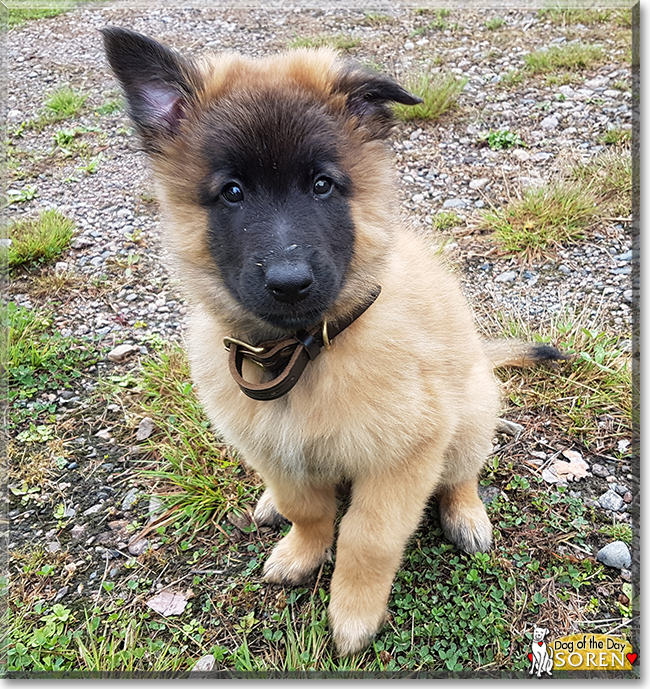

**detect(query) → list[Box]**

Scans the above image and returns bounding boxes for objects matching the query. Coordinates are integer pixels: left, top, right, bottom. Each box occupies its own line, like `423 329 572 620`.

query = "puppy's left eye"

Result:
313 177 333 197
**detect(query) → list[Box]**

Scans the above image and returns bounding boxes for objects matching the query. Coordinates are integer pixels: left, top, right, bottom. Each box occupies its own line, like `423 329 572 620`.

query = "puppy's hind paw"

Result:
253 489 287 528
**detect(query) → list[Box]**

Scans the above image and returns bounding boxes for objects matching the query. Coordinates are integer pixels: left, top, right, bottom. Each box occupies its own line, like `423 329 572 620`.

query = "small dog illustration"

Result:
529 625 553 677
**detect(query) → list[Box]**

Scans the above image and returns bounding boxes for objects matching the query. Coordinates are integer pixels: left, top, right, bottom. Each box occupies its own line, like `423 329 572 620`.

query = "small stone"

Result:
591 463 610 478
531 151 553 162
121 487 139 511
67 462 78 470
107 343 139 363
540 116 559 131
71 237 94 249
442 198 468 209
404 41 414 50
192 655 216 672
558 265 571 275
615 250 632 261
53 586 69 603
95 429 112 440
598 490 624 512
620 569 632 582
47 542 61 553
128 539 149 556
54 262 69 274
412 193 425 203
148 496 164 523
512 149 530 162
495 270 517 283
623 492 633 503
70 524 86 539
613 483 628 496
469 178 489 190
596 541 631 569
60 390 75 400
0 238 13 249
83 504 103 516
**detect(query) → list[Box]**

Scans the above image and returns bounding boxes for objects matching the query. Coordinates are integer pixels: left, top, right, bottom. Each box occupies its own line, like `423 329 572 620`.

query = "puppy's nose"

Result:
265 261 313 303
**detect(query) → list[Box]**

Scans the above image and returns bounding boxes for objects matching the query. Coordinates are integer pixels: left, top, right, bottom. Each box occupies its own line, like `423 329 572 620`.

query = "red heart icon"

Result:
627 653 637 665
538 641 543 646
528 653 533 662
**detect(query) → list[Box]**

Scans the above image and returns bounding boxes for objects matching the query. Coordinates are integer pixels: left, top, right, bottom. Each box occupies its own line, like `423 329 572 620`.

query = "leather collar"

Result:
224 286 382 401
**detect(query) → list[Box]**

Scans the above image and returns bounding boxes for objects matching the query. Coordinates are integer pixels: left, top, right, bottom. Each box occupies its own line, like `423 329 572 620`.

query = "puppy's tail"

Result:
482 339 570 369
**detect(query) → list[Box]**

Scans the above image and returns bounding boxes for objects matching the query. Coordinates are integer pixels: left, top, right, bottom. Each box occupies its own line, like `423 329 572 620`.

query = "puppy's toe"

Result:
441 510 493 554
253 489 287 528
263 532 330 586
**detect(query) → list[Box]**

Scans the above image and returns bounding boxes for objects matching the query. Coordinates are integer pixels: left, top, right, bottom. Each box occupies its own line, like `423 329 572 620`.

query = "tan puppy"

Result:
102 28 564 655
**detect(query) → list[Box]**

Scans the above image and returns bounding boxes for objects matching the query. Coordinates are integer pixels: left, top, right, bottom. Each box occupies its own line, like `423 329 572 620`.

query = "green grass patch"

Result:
482 182 597 260
7 0 75 27
393 73 467 122
1 209 74 270
523 43 604 74
492 310 631 445
484 16 505 30
570 149 632 217
288 34 360 52
479 129 525 150
43 86 88 121
120 345 258 539
1 302 100 432
599 129 631 146
95 99 122 115
538 7 613 25
432 211 462 231
499 69 524 88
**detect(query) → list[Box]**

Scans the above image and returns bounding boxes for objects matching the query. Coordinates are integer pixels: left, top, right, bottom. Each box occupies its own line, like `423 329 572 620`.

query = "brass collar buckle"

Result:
223 336 267 355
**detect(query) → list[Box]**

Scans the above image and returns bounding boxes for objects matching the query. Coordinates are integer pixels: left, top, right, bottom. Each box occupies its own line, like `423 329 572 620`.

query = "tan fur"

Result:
151 49 505 655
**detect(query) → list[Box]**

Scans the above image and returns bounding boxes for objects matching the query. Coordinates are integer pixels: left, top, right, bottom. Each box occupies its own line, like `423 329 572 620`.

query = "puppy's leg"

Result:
328 466 440 656
253 488 286 528
437 479 492 554
263 480 336 586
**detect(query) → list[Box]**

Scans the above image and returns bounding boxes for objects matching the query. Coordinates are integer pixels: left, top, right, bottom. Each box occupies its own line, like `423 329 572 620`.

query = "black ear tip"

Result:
410 94 424 105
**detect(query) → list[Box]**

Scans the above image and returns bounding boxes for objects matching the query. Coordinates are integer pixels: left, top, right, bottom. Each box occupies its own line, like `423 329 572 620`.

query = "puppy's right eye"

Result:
222 183 244 203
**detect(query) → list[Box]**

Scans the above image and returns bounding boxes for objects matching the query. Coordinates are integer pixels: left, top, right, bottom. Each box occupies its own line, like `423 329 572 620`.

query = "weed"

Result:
362 13 393 26
5 185 38 204
288 34 360 52
432 211 462 231
523 43 604 74
482 182 597 260
29 270 80 298
393 73 467 122
599 523 632 545
7 3 73 27
43 86 87 121
599 129 631 146
1 210 74 270
479 129 526 150
484 16 506 30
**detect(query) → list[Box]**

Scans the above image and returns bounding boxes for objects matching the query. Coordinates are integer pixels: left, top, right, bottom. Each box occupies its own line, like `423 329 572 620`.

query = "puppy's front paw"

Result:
328 595 387 656
263 530 331 586
440 506 493 554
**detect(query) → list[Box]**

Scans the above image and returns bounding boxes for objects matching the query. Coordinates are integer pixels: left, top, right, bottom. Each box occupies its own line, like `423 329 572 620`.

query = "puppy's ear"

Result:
101 27 198 151
335 64 422 139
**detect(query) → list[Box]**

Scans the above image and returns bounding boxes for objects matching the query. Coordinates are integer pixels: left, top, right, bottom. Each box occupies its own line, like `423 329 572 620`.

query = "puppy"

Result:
102 28 565 655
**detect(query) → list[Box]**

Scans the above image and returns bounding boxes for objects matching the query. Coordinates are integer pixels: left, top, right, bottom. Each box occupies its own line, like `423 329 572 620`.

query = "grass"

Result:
43 86 88 121
599 129 631 146
490 308 631 447
1 210 75 271
523 43 604 74
482 182 597 260
479 129 525 150
115 345 259 538
432 211 462 231
499 69 524 88
7 0 76 27
538 7 613 25
288 34 360 52
484 16 505 30
393 73 467 122
570 149 632 217
1 302 100 432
